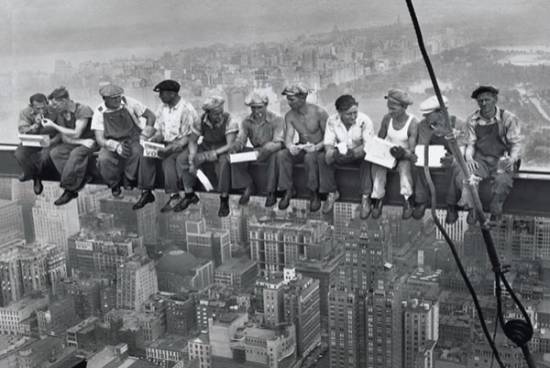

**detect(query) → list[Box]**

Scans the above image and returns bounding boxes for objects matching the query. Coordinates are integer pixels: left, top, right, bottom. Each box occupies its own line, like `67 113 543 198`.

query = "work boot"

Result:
360 194 372 219
54 190 78 206
173 193 200 212
445 205 459 224
371 198 384 219
310 191 321 212
412 202 428 220
33 178 43 195
466 208 477 225
133 190 155 210
218 196 230 217
322 191 340 214
402 197 414 220
239 185 254 205
160 194 181 213
278 188 295 210
265 192 277 208
111 186 122 198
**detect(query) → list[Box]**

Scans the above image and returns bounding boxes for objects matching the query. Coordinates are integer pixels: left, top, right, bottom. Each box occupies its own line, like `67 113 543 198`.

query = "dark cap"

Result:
48 86 69 100
471 85 499 99
153 80 180 93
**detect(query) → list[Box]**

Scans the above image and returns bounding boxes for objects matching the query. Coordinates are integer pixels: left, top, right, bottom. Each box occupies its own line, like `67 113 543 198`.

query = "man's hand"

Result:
408 152 418 163
116 142 131 158
289 144 301 156
257 147 271 161
440 153 454 167
498 156 514 172
325 148 336 165
149 135 164 143
303 143 317 153
204 150 218 162
80 139 95 149
390 146 406 160
465 153 479 173
41 118 56 129
141 126 156 140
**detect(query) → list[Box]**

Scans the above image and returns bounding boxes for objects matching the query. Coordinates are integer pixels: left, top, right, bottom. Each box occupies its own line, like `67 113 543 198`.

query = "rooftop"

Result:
147 335 188 352
215 256 256 273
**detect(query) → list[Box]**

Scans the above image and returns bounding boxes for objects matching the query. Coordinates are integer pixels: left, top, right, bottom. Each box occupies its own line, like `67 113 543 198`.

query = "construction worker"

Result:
42 87 96 205
231 91 285 208
278 83 328 212
133 80 198 212
14 93 60 195
177 96 238 217
371 89 418 219
92 84 156 197
446 86 522 225
412 95 462 219
319 94 375 215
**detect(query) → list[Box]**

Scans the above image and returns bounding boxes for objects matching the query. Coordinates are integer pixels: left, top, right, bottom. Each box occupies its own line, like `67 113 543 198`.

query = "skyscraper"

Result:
116 256 158 311
186 218 231 267
11 179 37 243
402 299 440 368
0 199 25 247
33 185 80 253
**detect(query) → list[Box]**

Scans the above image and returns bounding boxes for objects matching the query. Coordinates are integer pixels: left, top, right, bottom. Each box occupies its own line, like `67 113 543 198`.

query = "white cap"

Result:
419 95 448 114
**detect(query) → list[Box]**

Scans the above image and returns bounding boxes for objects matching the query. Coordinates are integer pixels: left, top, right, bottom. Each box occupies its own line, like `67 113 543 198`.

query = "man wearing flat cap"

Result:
412 95 464 219
41 87 96 205
133 80 199 212
446 85 522 225
92 84 156 197
320 94 375 215
371 88 419 219
278 83 328 211
231 90 285 207
14 93 60 195
175 95 238 217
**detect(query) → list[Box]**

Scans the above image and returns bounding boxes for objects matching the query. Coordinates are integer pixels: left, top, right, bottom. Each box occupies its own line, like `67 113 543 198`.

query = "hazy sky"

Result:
1 0 547 61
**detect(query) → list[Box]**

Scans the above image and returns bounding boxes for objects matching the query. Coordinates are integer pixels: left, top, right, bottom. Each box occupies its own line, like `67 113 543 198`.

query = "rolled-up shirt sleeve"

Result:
464 115 477 149
323 117 337 146
234 120 249 151
225 115 239 135
91 108 104 131
505 113 523 161
18 109 34 134
180 106 197 137
271 117 285 143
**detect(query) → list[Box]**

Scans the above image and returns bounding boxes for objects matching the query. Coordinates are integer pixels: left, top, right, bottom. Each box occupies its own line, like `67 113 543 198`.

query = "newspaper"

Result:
229 150 258 163
141 141 165 158
414 145 447 168
364 136 396 169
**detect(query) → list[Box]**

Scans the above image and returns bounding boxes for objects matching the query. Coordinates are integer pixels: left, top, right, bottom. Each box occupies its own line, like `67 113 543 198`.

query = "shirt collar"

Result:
334 113 363 129
473 107 502 123
162 98 183 112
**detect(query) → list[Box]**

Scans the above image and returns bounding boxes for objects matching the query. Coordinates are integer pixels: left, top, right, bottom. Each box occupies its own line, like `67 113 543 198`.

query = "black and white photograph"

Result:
1 1 550 367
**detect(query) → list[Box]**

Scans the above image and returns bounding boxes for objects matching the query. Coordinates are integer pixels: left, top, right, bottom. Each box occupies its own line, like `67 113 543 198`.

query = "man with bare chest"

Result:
278 84 328 211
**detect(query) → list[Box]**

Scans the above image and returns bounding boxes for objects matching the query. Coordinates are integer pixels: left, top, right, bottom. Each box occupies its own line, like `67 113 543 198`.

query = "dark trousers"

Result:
414 165 453 204
278 149 320 192
14 145 52 179
318 151 372 195
138 149 183 194
176 147 232 194
97 140 142 189
231 148 279 193
447 153 513 215
49 143 95 192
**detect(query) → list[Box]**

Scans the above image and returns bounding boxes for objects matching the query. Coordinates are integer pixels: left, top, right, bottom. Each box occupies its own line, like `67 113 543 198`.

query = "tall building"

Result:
435 209 468 246
364 278 404 368
214 256 257 289
0 240 24 306
188 333 211 368
186 218 231 267
199 193 223 229
338 219 391 292
36 294 80 336
99 196 158 245
283 275 321 358
76 185 111 215
402 299 440 368
116 256 159 310
156 250 214 293
33 185 80 253
333 202 358 241
67 230 141 278
0 199 24 247
249 217 331 275
11 179 37 243
328 287 366 368
161 292 197 337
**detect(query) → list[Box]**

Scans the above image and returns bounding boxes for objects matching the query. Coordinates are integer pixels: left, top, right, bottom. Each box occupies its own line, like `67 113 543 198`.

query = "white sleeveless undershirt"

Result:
386 114 413 149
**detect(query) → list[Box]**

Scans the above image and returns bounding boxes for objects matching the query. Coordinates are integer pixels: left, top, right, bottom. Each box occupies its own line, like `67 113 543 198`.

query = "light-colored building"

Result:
186 218 231 267
214 256 257 289
116 256 158 311
0 296 48 336
403 299 440 368
146 335 188 368
0 199 24 247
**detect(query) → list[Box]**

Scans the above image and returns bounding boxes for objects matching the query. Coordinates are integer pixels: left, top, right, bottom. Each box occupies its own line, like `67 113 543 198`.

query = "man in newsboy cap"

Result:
370 88 419 219
133 80 200 212
446 85 522 226
174 95 238 217
231 90 285 207
92 84 156 197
